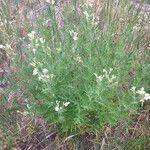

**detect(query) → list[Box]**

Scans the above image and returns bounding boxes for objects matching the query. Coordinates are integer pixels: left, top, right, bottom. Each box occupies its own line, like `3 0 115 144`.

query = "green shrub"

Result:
12 1 149 132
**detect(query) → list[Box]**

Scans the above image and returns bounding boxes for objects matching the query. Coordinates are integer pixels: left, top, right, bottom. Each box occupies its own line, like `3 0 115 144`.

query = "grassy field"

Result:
0 0 150 149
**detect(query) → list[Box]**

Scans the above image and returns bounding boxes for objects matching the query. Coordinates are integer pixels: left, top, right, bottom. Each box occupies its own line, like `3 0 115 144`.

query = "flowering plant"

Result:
12 1 149 132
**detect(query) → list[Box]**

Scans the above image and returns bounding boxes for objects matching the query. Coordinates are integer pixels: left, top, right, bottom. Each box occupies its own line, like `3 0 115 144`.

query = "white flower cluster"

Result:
32 68 39 76
74 53 83 63
135 87 150 106
69 30 78 41
28 31 35 41
42 19 51 26
54 101 70 112
83 11 90 20
0 44 12 50
28 31 46 54
0 45 4 49
46 0 55 5
94 73 104 82
94 68 117 84
32 68 54 82
38 68 51 81
92 15 100 26
56 47 62 53
0 18 11 27
39 37 46 44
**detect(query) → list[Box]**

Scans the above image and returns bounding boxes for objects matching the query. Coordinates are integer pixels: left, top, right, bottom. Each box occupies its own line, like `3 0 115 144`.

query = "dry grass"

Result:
0 108 149 149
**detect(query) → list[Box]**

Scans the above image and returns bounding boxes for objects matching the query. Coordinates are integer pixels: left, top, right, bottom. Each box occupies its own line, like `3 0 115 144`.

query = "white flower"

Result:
46 0 55 4
43 19 50 26
45 75 50 79
108 75 116 83
88 3 93 8
136 87 146 95
55 106 60 112
94 73 104 82
32 68 38 75
4 19 7 24
5 44 12 50
144 93 150 101
46 0 50 3
42 68 48 74
28 44 31 48
75 54 83 63
94 21 99 26
39 38 45 44
9 21 13 25
32 48 36 54
74 31 78 36
28 31 35 40
30 62 36 67
69 30 78 41
102 69 109 79
103 69 107 73
131 86 136 93
52 0 55 5
83 11 89 19
136 87 150 106
38 74 49 81
38 76 43 81
63 102 70 107
56 47 62 53
0 45 4 49
139 98 145 107
73 36 78 41
79 4 83 8
111 75 116 79
133 24 141 32
54 101 63 112
109 68 113 74
69 30 72 35
97 68 117 84
0 22 4 26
